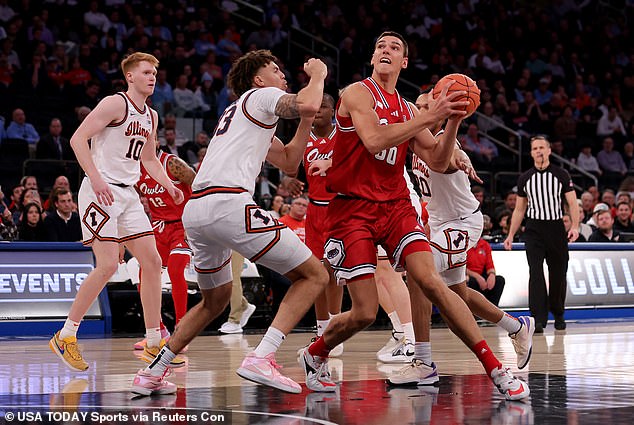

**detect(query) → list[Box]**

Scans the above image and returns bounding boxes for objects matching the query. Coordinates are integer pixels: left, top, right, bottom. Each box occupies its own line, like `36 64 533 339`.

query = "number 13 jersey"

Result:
91 92 155 186
192 87 286 196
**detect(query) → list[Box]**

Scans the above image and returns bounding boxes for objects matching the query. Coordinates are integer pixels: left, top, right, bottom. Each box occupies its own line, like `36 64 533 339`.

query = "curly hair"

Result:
227 50 278 97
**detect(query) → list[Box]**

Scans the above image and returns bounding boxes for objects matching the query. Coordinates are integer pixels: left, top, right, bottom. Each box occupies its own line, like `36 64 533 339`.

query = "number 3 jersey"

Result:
138 151 192 222
192 87 286 196
91 92 155 186
326 77 415 202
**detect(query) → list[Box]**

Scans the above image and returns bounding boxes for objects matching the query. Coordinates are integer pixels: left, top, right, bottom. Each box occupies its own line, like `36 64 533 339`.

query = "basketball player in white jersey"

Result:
141 50 329 394
49 53 184 395
388 91 534 387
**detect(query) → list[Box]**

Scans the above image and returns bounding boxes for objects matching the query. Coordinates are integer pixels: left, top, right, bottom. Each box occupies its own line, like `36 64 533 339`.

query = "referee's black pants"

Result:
523 218 569 326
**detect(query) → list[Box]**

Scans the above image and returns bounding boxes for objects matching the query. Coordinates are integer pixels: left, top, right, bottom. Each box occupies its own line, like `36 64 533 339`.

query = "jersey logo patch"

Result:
245 205 286 233
324 238 346 267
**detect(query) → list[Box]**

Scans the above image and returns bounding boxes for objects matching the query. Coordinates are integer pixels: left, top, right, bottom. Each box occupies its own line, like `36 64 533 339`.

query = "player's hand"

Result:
568 228 579 243
503 236 513 251
308 159 332 176
283 177 305 197
303 58 328 80
90 175 114 206
168 185 184 204
454 151 483 183
426 81 469 120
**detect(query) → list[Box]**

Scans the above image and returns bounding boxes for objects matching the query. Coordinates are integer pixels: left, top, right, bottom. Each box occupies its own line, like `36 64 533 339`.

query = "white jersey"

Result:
90 92 155 186
193 87 286 195
411 133 479 224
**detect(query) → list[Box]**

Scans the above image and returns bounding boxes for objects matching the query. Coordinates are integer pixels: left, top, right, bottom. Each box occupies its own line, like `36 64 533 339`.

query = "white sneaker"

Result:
329 342 344 357
376 330 403 360
491 367 530 400
299 348 337 392
239 303 256 328
510 316 535 369
377 337 414 363
387 360 439 386
219 321 243 334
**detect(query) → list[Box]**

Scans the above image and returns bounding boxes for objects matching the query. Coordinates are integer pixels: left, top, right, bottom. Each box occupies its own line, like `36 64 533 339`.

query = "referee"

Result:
503 136 579 333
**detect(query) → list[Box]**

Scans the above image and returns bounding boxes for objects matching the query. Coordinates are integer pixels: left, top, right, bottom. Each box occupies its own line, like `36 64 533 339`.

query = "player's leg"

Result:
450 278 534 369
220 251 255 333
166 241 191 326
375 259 415 363
406 250 529 400
50 239 119 371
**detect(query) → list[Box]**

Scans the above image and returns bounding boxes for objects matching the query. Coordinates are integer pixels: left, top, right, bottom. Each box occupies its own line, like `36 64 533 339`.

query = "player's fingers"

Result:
439 79 456 95
444 90 467 101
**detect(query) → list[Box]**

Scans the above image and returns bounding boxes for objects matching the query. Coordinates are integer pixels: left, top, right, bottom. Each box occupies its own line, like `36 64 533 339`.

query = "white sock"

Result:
415 342 432 365
498 313 522 335
145 345 176 377
146 327 162 348
59 318 80 340
254 327 285 357
316 319 330 337
402 322 415 345
388 311 403 333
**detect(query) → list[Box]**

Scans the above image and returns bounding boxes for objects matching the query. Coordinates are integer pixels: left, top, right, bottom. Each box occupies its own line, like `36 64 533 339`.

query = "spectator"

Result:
574 199 593 240
588 210 620 242
278 196 308 243
0 115 6 141
553 105 577 147
563 213 586 242
173 74 205 117
159 128 179 156
466 222 506 307
158 114 187 147
597 137 627 189
622 142 634 171
6 108 39 145
7 184 23 213
490 209 514 243
268 195 284 219
36 118 73 160
21 175 38 191
84 0 111 33
493 190 517 221
575 144 602 177
179 130 209 166
150 69 174 116
43 175 71 212
601 188 616 212
586 202 609 229
596 106 626 142
613 201 634 233
460 123 498 169
43 188 81 241
17 202 47 241
0 186 17 241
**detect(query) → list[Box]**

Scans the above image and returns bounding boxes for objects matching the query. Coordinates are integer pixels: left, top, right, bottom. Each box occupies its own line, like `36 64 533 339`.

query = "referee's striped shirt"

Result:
517 164 575 221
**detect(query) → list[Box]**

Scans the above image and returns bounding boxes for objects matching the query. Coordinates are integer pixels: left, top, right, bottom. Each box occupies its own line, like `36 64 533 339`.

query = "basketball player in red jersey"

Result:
301 94 344 355
133 147 196 349
300 32 529 400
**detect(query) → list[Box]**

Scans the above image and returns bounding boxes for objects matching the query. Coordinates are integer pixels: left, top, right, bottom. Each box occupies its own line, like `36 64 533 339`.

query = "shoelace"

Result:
65 340 83 361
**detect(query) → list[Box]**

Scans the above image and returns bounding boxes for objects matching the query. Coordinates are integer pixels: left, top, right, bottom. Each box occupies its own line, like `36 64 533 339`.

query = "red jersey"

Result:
137 151 192 222
278 214 305 243
466 238 495 274
303 128 337 203
326 77 415 201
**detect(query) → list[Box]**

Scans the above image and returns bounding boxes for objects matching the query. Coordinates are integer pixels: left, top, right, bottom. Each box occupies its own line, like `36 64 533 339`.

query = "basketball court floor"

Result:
1 320 633 424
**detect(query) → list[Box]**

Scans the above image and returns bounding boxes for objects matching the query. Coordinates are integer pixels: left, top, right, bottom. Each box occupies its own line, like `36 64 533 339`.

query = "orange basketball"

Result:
432 73 481 116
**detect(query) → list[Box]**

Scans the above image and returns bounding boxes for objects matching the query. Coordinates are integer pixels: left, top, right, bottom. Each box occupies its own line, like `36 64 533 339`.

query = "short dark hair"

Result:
530 135 551 147
376 31 408 57
51 188 71 206
227 50 278 97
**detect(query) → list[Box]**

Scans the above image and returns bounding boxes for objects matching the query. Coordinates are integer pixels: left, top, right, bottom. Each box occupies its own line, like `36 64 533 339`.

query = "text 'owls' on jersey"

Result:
90 92 154 186
193 87 286 195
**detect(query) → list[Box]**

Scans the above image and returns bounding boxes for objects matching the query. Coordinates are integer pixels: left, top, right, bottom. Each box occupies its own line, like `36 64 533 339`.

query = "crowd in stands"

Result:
2 0 634 241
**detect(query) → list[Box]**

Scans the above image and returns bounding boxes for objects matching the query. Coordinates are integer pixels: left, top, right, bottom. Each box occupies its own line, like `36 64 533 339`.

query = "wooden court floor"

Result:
1 320 634 424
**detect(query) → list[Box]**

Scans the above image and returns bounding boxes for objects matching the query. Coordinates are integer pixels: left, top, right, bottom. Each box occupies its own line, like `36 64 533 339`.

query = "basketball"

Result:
432 73 481 116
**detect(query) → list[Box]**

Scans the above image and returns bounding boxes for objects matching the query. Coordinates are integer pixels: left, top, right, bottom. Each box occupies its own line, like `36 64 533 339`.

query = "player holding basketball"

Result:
50 53 183 395
133 147 196 349
300 32 529 400
387 90 534 387
137 50 330 395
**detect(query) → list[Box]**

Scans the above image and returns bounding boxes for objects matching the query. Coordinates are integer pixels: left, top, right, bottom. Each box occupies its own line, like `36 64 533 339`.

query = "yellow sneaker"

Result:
141 339 186 368
49 331 89 372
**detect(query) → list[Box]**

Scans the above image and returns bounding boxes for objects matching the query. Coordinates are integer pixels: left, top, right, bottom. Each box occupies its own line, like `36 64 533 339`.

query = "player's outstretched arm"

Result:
266 115 315 175
70 94 127 206
166 155 196 187
275 58 327 119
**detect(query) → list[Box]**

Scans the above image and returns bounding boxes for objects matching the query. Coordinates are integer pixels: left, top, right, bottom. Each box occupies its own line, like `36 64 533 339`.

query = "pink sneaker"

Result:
133 328 171 350
236 352 301 394
131 369 177 396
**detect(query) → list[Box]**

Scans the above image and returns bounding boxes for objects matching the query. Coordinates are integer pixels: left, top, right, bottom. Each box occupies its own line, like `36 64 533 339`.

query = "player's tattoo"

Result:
275 94 300 119
167 156 196 186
